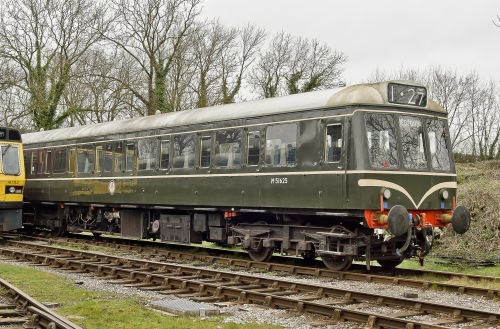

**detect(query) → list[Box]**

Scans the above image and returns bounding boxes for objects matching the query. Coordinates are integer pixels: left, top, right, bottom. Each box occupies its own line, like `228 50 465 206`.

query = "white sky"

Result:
201 0 500 84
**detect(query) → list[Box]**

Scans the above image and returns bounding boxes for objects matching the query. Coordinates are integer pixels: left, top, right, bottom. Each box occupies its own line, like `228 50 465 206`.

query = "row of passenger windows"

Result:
25 123 344 175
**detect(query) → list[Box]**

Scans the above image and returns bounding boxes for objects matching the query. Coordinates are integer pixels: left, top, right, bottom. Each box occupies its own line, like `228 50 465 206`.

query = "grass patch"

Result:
0 263 281 329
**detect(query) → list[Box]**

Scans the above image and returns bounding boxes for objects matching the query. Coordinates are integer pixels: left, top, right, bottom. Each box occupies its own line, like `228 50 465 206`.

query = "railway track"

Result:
62 233 500 281
7 233 498 300
0 277 82 329
0 240 499 329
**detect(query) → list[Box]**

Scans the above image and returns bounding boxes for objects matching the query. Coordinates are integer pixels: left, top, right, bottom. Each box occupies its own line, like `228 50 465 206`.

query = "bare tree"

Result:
478 81 499 159
0 59 28 128
426 67 472 151
249 32 294 98
249 31 347 98
0 0 109 131
106 0 202 115
219 23 266 104
466 77 500 160
188 21 266 108
286 38 347 94
190 20 236 108
63 49 138 126
165 41 197 112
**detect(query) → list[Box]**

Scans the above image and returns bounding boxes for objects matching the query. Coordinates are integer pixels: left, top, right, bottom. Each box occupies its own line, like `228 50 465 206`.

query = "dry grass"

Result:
434 161 500 260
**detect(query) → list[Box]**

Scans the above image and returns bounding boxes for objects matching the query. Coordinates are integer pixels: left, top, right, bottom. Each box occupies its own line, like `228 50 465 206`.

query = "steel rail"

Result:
43 233 500 283
1 243 499 328
6 237 499 299
0 278 83 329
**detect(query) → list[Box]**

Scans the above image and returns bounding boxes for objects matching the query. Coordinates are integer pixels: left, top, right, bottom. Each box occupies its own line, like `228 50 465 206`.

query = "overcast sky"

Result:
201 0 500 84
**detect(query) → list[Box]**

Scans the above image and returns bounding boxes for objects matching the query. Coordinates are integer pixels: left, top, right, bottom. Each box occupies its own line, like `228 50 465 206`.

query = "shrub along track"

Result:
7 233 499 300
0 277 82 329
0 240 499 329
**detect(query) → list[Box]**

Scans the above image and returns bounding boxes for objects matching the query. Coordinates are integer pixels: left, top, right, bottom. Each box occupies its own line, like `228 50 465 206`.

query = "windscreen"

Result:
365 113 399 169
1 144 21 175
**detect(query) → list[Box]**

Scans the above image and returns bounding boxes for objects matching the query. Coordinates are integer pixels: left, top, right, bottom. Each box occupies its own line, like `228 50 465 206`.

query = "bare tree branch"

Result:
104 0 202 115
0 0 110 131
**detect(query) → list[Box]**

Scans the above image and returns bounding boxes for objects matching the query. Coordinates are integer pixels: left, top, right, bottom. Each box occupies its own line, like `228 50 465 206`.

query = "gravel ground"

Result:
1 245 499 329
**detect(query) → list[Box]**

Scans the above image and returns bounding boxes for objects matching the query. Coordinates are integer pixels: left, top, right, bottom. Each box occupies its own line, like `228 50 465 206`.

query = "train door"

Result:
242 128 262 207
320 116 347 210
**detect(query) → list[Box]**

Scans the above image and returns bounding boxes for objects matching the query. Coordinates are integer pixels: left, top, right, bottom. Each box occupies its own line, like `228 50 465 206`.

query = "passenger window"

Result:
125 143 135 172
247 131 261 166
160 139 170 169
95 146 104 172
326 125 343 163
138 138 158 171
173 134 195 169
104 143 113 172
76 145 95 173
53 148 67 173
114 142 123 172
200 136 211 168
215 129 241 167
265 123 297 165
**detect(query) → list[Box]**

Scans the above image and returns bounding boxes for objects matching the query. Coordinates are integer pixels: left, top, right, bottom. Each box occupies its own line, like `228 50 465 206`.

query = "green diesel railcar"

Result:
22 81 470 270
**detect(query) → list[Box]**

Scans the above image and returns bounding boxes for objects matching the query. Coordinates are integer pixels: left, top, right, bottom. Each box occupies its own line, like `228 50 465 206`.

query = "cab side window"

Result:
326 124 342 163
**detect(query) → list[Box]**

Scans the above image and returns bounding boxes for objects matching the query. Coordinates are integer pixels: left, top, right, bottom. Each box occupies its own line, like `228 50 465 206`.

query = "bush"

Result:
434 161 500 261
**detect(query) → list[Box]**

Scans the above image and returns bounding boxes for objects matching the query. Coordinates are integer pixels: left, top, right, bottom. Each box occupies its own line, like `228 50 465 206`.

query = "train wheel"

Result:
51 226 66 237
321 255 353 271
248 247 274 262
376 259 403 269
302 249 316 261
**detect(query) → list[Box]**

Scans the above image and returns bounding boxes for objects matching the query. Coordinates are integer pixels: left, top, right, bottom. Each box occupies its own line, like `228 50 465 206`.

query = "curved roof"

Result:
23 80 445 144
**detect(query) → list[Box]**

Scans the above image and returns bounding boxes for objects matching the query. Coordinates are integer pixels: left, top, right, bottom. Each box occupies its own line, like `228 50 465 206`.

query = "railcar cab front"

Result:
344 82 471 267
0 127 24 232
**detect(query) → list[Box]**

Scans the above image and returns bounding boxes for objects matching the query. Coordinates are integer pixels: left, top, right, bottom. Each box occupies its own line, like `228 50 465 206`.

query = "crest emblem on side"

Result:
108 180 116 195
